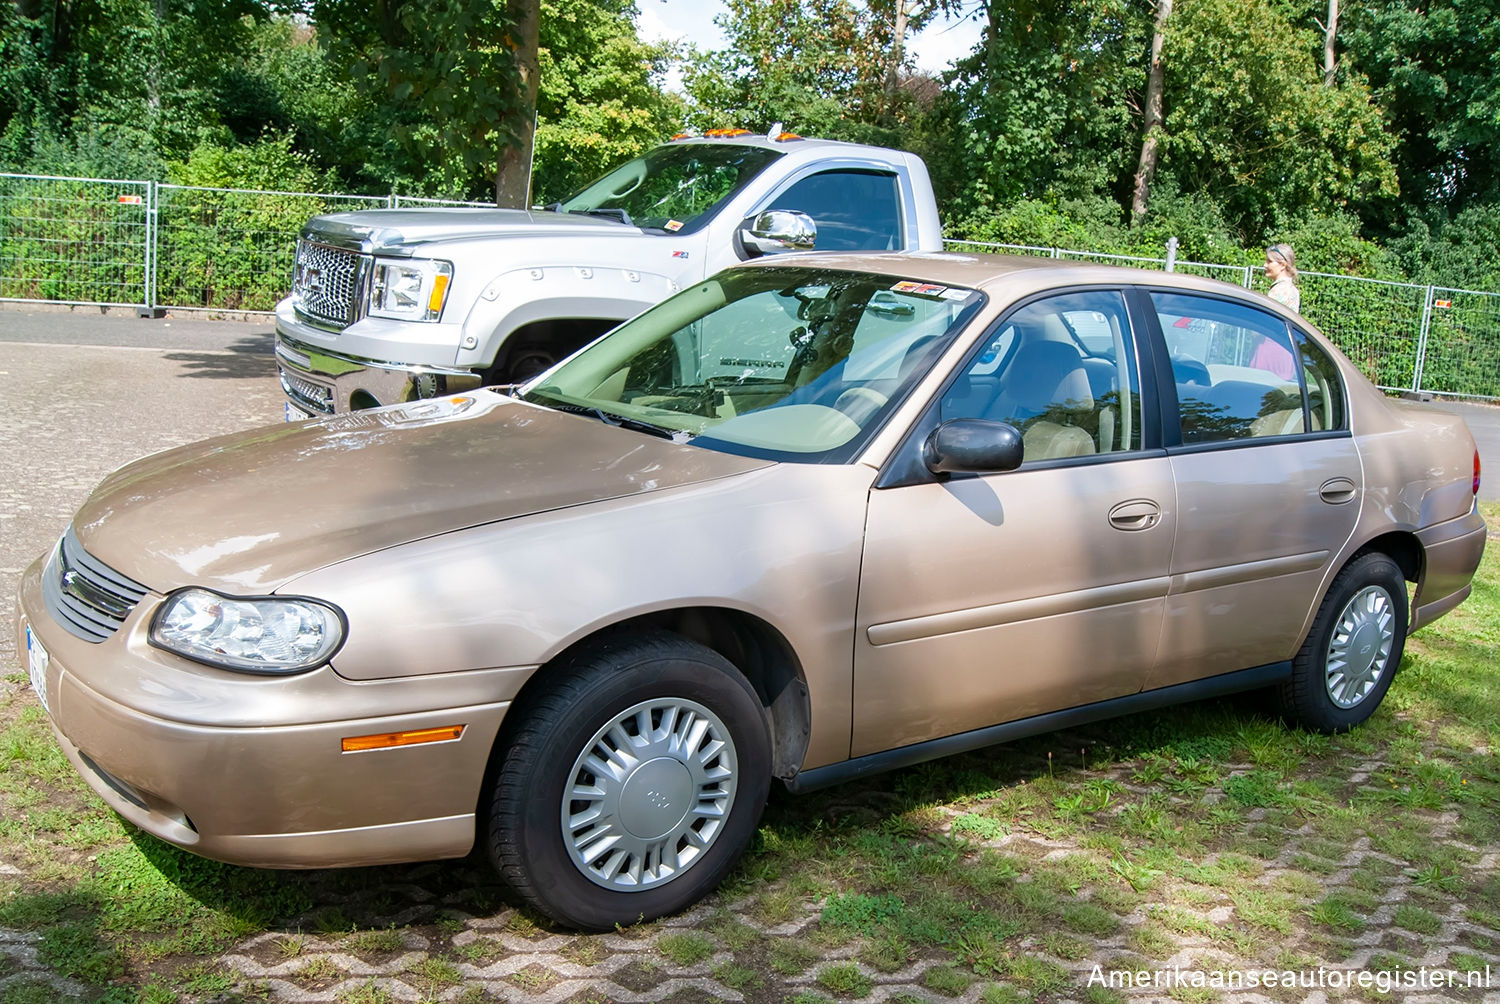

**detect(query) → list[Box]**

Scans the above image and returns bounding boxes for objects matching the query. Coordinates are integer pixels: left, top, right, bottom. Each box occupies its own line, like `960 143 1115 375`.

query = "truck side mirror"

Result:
740 210 817 257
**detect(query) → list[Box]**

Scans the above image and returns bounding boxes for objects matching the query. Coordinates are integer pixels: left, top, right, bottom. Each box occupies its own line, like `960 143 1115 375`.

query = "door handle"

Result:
1108 499 1162 531
1319 477 1358 505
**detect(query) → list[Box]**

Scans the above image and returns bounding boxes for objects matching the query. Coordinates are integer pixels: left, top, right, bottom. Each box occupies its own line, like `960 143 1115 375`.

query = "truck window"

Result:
765 170 904 252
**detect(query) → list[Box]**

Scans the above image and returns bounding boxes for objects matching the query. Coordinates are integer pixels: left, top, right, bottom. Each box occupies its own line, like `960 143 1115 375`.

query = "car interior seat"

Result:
984 340 1096 460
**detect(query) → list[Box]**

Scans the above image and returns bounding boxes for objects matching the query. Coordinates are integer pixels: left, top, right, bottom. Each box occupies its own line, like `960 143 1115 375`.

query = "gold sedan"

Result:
16 253 1486 929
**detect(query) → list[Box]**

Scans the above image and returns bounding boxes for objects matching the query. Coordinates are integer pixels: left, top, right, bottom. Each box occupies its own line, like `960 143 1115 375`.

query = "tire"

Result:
499 344 557 384
1277 551 1408 733
487 631 772 930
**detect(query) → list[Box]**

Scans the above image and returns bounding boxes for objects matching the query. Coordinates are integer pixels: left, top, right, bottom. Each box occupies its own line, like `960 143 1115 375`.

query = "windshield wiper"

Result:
542 401 679 441
569 207 634 226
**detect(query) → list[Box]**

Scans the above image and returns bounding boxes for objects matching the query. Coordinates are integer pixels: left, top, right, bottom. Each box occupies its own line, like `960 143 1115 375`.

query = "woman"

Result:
1264 243 1301 312
1249 243 1302 378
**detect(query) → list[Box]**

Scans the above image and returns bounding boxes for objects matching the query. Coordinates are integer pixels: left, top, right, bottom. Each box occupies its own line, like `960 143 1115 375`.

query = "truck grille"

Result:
43 528 150 643
292 239 365 327
278 365 335 415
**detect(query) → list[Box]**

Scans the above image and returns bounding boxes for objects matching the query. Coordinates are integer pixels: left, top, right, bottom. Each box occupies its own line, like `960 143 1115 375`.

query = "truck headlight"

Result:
150 588 345 674
369 258 453 322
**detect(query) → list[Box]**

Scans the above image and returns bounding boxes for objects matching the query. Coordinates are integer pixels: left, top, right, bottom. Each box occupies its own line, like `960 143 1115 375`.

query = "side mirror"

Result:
740 210 817 256
923 419 1024 475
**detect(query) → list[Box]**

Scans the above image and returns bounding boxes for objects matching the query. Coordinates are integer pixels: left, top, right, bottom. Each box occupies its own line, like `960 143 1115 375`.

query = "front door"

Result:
852 289 1174 756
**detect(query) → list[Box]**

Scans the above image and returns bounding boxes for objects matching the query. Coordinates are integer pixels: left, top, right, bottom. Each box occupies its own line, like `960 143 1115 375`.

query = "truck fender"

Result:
455 266 677 373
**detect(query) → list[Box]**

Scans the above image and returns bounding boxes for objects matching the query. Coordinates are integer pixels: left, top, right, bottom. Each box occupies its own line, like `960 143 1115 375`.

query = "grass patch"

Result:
657 931 715 967
816 962 873 997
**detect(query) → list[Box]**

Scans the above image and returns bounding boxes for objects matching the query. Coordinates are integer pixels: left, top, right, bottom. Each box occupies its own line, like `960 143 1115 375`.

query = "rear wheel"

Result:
1277 552 1407 733
487 632 771 930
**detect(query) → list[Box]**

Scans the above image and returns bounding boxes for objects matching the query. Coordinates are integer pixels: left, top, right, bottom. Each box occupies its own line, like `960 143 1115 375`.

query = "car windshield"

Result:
520 267 985 463
554 143 784 234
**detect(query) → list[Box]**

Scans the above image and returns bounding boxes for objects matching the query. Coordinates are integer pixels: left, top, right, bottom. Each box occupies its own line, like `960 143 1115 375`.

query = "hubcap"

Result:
561 698 737 891
1325 585 1395 709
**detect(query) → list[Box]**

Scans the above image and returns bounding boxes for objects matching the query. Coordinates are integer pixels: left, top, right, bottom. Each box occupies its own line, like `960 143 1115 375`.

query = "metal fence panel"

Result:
941 238 1056 257
154 185 387 312
0 173 150 306
392 195 494 208
1291 271 1429 392
1056 249 1167 269
1417 288 1500 400
1173 260 1253 286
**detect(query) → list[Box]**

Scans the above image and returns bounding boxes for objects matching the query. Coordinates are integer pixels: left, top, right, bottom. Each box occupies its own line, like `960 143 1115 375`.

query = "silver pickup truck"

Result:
273 129 945 417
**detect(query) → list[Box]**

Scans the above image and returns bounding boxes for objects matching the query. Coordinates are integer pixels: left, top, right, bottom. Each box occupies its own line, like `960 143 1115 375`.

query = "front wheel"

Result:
487 632 771 930
1277 551 1408 733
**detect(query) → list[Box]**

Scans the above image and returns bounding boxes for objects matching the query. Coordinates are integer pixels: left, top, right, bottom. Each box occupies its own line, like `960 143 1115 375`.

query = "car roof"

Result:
736 250 1265 305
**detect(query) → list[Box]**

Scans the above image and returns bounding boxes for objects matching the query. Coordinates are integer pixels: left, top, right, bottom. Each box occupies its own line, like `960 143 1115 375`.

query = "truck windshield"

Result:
555 144 784 234
520 266 985 464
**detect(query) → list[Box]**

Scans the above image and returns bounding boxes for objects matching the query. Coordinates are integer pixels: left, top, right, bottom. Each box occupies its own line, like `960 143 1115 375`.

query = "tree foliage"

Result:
1160 0 1397 233
2 0 1498 286
1344 0 1500 219
307 0 535 200
938 0 1147 207
532 0 682 202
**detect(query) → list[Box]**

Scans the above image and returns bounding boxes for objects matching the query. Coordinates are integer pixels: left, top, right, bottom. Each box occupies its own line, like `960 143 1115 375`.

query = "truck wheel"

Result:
1276 552 1407 733
487 632 771 930
500 345 557 384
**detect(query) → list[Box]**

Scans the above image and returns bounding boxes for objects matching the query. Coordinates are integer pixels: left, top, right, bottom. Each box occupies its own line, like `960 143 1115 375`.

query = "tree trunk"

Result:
884 0 911 103
1323 0 1338 86
495 0 540 208
1130 0 1172 225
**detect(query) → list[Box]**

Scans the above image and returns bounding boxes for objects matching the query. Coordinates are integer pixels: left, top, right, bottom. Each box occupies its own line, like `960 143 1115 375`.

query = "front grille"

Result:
42 528 149 643
292 239 365 327
278 365 335 414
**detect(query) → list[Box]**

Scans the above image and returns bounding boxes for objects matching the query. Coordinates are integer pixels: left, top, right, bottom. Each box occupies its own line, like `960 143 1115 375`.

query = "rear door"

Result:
1140 289 1362 689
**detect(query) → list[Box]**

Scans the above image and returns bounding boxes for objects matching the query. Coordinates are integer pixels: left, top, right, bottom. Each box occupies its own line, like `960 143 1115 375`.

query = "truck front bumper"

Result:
275 334 482 418
274 299 482 417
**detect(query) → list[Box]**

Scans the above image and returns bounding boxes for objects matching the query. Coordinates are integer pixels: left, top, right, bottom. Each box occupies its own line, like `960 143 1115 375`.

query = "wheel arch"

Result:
492 606 812 783
485 317 621 383
1349 530 1423 584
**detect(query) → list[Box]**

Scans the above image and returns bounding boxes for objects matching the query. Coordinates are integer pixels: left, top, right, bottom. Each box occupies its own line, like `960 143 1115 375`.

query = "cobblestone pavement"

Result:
1 317 1497 1003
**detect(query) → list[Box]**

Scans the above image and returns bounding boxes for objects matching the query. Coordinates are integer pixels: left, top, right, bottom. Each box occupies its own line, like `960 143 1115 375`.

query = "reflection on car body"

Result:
15 252 1487 930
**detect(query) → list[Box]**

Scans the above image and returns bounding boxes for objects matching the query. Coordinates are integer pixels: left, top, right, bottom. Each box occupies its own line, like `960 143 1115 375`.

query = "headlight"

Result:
150 589 345 674
369 258 453 322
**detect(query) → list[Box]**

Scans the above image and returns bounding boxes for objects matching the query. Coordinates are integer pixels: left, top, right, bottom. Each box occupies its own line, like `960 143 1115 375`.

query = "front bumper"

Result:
17 556 513 868
274 301 481 416
1411 499 1488 631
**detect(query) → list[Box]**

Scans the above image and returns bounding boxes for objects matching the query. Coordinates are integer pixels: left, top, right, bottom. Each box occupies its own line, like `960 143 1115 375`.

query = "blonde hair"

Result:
1266 243 1298 281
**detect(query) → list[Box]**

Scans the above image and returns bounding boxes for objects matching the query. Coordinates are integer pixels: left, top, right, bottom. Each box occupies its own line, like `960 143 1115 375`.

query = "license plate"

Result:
25 624 49 715
285 401 313 422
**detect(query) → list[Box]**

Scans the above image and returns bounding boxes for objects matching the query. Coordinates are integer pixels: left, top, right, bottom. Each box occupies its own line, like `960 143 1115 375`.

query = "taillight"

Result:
1475 448 1482 496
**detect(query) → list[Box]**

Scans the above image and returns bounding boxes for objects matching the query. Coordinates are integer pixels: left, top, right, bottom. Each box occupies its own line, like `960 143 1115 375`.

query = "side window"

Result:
1296 329 1347 432
1151 292 1307 443
765 170 903 252
943 290 1142 461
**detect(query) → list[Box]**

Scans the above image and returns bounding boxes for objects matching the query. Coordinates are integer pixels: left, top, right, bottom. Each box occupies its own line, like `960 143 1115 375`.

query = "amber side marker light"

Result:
342 725 465 753
428 272 451 313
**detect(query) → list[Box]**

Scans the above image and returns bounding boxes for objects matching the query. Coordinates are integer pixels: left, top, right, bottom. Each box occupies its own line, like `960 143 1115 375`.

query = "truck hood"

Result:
307 208 643 253
72 394 770 595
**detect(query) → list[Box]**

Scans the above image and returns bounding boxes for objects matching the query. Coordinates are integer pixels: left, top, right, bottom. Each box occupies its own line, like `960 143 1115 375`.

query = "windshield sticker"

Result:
664 219 684 232
939 288 978 302
891 281 949 297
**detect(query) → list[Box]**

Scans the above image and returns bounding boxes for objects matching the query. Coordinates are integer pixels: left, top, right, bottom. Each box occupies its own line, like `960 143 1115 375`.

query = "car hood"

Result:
72 394 770 595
